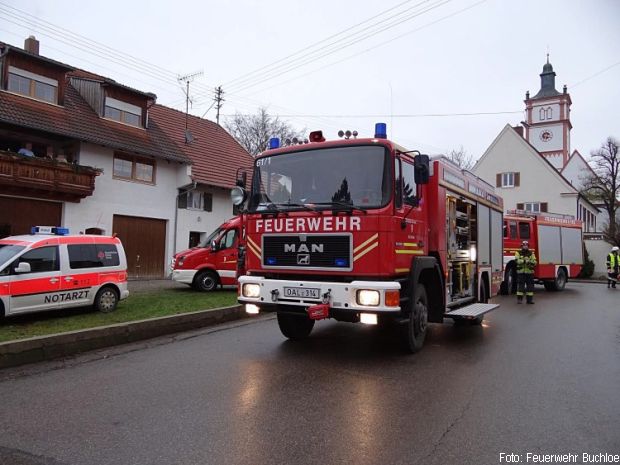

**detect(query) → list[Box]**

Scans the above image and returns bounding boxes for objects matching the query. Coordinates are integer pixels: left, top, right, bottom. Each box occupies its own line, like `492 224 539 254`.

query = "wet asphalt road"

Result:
0 282 619 465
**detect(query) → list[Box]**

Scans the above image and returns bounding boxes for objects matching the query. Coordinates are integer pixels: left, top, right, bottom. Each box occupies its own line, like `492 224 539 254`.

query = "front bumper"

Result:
171 269 197 285
238 276 401 313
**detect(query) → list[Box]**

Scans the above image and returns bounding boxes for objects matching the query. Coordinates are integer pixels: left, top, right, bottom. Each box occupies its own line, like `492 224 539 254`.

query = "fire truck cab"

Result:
501 210 583 293
234 124 504 353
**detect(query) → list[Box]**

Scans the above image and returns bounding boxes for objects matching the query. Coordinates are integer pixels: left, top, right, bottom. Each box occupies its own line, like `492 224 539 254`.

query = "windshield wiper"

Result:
274 202 318 212
312 201 368 214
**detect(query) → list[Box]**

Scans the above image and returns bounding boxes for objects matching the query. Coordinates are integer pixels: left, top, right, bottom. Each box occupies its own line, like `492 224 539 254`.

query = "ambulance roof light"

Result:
269 137 280 149
374 122 387 139
31 226 70 235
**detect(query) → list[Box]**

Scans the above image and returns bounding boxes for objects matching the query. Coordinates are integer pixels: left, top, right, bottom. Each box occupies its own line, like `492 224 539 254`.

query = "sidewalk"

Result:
128 278 186 293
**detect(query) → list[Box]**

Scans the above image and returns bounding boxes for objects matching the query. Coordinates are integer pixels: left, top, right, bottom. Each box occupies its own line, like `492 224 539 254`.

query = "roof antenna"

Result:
178 70 203 143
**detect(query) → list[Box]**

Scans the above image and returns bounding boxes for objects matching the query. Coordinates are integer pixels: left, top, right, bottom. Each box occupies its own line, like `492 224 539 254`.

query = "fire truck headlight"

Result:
360 313 378 325
246 304 260 314
242 283 261 298
357 289 380 306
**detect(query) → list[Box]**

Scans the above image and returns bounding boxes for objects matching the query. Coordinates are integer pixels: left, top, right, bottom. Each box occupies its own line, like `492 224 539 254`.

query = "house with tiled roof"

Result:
0 36 253 278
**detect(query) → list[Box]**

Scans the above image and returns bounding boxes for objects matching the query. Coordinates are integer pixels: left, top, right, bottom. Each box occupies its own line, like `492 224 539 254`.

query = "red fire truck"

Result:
501 210 583 294
233 124 504 352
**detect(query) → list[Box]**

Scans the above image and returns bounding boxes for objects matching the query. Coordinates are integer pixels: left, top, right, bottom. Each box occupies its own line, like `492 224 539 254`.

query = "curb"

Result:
0 305 246 369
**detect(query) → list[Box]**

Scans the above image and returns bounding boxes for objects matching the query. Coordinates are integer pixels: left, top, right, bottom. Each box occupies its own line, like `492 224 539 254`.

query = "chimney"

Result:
24 35 39 55
513 125 524 138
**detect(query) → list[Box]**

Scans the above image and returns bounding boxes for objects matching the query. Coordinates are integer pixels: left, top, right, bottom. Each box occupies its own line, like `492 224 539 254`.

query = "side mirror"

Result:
414 154 430 184
235 168 247 188
15 262 31 274
211 240 219 252
231 186 246 206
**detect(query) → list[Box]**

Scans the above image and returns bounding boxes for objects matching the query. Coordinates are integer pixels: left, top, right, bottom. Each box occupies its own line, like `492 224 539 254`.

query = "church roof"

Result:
532 57 561 99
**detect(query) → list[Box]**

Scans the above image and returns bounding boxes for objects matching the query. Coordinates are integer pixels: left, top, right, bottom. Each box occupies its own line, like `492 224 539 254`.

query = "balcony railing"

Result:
0 151 101 202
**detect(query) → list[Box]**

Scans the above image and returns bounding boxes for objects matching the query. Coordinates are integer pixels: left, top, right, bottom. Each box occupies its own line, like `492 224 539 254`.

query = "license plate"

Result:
283 287 320 299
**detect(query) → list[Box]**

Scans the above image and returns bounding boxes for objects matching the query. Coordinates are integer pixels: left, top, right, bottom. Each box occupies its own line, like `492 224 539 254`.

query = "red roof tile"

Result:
149 105 254 189
0 85 188 163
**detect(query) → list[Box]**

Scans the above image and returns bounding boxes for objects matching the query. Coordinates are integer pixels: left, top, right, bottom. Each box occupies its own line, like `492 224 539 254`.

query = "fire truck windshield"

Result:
248 145 391 212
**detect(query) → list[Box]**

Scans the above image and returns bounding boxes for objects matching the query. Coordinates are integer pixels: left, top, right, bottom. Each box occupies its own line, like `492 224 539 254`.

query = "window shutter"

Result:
516 203 524 210
514 172 520 187
541 202 548 212
203 193 213 212
177 192 187 209
496 173 501 187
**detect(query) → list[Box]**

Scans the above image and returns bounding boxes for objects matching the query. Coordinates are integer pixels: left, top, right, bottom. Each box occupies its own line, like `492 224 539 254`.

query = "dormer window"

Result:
7 66 58 104
104 97 142 127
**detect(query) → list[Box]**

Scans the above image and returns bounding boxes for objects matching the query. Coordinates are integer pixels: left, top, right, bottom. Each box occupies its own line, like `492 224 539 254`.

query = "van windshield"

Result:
0 244 25 269
198 227 223 248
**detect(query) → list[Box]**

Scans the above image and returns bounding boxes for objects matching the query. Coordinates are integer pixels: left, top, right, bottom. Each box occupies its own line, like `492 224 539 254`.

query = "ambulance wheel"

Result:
194 270 219 292
277 312 315 340
94 286 119 313
402 284 428 353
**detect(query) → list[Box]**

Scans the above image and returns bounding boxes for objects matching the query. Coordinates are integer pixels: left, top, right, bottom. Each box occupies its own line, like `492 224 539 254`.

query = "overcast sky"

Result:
2 0 619 159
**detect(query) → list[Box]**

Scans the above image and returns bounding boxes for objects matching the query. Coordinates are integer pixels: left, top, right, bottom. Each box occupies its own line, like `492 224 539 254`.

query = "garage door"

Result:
0 196 62 238
113 215 167 279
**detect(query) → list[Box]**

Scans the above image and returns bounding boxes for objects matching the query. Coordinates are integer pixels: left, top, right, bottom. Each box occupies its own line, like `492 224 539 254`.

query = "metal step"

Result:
445 302 499 318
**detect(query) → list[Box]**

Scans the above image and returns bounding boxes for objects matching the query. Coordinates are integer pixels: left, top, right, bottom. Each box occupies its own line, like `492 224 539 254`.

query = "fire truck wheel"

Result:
403 284 428 353
544 267 567 292
501 265 517 295
277 312 315 340
94 286 119 313
194 270 219 292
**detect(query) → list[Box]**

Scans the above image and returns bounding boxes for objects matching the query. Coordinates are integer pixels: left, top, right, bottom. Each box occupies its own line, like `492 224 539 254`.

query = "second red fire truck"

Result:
501 210 583 294
234 123 504 352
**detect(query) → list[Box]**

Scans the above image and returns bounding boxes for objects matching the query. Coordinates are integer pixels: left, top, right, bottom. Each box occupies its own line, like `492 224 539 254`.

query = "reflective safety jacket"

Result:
607 252 619 272
515 250 537 274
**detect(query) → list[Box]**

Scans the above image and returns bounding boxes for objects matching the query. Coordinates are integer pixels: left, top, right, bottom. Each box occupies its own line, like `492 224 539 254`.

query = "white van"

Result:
0 227 129 317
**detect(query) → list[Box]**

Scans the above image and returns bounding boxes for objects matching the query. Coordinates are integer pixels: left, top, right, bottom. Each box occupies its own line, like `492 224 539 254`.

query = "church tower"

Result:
524 57 572 170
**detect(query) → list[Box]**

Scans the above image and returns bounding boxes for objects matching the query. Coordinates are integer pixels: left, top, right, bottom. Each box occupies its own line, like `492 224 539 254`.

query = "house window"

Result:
497 172 519 188
7 66 58 104
113 153 155 183
178 191 213 211
545 107 553 119
539 108 545 120
104 97 142 127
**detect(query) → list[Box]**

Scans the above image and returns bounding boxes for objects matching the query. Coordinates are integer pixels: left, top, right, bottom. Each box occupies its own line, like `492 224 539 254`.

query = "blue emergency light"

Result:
31 226 70 235
269 137 280 149
335 258 348 267
267 257 277 265
374 122 387 139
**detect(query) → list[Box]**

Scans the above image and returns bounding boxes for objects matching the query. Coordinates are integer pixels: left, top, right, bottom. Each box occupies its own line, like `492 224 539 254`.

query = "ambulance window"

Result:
68 244 120 269
16 246 59 273
518 222 531 239
219 229 237 250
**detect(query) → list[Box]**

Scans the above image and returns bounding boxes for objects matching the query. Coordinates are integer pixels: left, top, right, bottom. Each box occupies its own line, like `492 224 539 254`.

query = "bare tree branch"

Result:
446 146 475 170
224 107 305 157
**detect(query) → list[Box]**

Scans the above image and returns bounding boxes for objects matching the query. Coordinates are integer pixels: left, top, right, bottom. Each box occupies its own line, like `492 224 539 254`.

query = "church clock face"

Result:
540 130 554 142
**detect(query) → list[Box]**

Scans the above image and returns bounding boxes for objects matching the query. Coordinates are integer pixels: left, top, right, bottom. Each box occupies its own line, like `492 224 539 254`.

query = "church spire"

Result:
533 55 560 99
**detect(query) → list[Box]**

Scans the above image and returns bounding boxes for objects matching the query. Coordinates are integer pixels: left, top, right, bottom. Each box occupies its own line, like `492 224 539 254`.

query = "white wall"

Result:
584 238 613 278
473 126 577 215
529 124 564 153
175 188 234 253
63 142 183 268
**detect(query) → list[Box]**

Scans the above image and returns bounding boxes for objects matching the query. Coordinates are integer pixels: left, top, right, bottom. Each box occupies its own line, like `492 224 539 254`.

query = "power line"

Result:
569 61 620 89
227 0 453 94
234 0 487 98
224 0 432 89
222 110 523 118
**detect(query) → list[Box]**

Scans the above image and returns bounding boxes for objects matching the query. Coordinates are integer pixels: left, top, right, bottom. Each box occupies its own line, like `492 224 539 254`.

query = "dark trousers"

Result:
517 273 534 300
607 272 617 288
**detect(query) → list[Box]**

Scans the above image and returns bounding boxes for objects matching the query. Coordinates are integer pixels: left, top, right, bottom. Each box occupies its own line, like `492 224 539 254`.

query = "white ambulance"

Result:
0 227 129 318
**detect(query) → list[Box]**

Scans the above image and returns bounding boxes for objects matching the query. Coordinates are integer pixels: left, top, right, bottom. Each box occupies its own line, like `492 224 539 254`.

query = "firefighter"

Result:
606 246 620 289
515 240 537 304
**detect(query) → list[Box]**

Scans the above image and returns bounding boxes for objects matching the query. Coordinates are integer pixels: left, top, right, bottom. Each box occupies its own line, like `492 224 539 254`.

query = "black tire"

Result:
402 284 428 353
94 286 119 313
277 312 315 340
501 264 517 295
544 268 567 292
194 270 219 292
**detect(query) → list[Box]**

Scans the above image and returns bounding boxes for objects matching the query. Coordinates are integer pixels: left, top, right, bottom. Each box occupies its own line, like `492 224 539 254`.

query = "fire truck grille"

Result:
262 234 352 270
